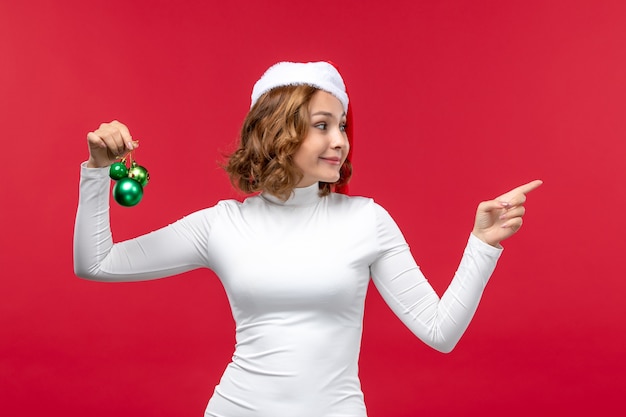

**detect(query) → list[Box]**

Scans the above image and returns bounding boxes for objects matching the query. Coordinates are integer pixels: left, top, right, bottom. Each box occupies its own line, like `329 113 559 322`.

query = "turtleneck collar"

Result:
260 183 323 207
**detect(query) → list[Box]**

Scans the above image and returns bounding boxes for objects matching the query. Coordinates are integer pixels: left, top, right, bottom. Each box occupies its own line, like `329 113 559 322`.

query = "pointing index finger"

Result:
515 179 543 195
497 180 543 206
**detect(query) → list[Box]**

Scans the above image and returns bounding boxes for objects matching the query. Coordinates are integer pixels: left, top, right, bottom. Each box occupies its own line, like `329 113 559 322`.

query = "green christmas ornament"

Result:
109 152 150 207
113 177 144 207
128 162 150 187
109 162 129 180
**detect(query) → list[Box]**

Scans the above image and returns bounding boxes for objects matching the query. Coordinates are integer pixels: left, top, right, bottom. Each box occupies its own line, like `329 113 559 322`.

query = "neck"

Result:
260 183 322 207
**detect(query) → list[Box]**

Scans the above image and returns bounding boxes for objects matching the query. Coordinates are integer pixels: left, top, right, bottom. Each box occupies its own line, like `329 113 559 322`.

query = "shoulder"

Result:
327 193 396 225
329 193 408 250
328 192 372 207
329 192 389 213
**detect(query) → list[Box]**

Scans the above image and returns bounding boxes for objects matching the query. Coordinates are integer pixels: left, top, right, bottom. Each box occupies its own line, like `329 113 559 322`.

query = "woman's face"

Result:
293 90 349 188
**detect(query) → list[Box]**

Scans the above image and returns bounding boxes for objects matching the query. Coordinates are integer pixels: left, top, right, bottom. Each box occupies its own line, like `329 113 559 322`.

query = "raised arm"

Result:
74 121 210 282
371 180 542 353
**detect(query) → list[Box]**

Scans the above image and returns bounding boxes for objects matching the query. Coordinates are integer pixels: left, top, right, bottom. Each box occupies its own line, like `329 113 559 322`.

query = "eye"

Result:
340 123 347 132
314 122 327 131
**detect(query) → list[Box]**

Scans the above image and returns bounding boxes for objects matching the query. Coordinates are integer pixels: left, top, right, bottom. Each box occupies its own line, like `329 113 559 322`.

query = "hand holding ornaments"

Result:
85 121 148 207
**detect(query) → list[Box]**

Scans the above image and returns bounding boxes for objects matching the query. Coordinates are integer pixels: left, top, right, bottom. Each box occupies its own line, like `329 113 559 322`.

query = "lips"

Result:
320 156 341 165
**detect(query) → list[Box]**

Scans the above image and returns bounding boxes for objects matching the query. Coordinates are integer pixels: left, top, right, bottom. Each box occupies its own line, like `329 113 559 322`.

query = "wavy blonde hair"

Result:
225 85 352 200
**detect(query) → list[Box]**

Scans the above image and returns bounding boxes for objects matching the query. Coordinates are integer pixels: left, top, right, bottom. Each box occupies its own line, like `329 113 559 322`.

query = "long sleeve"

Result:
73 163 211 282
370 204 502 353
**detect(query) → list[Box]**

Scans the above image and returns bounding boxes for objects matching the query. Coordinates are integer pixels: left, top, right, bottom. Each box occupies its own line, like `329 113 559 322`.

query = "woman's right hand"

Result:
86 120 138 168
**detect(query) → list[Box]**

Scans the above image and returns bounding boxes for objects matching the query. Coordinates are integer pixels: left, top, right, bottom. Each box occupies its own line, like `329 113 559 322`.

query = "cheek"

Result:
295 142 317 162
292 147 310 170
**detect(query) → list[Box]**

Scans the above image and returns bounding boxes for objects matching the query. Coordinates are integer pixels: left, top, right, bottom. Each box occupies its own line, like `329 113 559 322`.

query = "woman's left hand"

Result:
472 180 543 247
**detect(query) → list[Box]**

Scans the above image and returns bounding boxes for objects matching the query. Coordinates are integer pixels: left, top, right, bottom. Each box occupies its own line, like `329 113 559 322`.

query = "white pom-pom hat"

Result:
250 61 349 113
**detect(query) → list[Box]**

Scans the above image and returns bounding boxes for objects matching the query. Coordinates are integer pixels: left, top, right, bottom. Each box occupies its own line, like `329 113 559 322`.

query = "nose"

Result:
330 127 349 150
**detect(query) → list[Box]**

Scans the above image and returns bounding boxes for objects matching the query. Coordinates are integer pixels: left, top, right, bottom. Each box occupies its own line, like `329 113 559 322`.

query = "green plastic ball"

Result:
128 163 150 187
109 162 129 180
112 178 144 207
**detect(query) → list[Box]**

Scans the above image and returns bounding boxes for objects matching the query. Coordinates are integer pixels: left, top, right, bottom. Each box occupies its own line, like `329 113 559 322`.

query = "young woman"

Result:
74 61 542 417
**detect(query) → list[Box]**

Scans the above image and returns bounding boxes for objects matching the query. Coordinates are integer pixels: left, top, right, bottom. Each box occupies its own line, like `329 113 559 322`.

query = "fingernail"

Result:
126 141 134 150
500 202 511 208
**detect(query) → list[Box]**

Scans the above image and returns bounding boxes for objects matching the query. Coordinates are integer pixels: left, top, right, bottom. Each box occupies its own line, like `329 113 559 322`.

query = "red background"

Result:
1 1 625 416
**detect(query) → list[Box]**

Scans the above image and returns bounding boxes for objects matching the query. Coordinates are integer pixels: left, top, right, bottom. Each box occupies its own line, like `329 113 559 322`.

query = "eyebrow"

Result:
311 111 346 119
